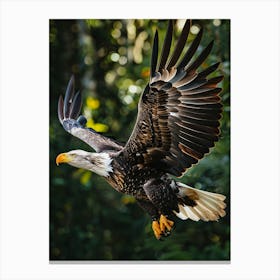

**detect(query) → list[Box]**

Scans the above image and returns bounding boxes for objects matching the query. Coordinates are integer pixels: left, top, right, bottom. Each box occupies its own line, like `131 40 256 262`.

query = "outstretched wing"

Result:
121 20 223 177
58 76 123 152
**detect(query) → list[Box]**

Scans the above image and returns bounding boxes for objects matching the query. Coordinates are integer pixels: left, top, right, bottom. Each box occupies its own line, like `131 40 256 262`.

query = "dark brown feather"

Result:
121 20 223 177
167 20 191 70
150 30 159 79
64 75 75 118
186 40 214 73
158 20 173 71
177 27 203 69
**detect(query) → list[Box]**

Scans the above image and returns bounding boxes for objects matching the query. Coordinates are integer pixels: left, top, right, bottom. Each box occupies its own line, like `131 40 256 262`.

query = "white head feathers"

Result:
63 150 113 177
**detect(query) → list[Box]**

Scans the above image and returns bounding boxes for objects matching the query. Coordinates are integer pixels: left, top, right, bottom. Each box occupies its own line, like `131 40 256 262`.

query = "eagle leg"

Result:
142 178 178 239
136 199 170 239
136 199 160 220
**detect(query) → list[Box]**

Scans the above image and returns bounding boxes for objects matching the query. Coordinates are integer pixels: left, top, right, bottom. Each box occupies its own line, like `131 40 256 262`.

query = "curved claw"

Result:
159 215 174 233
152 220 162 240
152 215 175 240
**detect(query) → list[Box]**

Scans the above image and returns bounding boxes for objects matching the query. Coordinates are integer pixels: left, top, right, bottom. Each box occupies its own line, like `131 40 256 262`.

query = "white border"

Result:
0 0 279 279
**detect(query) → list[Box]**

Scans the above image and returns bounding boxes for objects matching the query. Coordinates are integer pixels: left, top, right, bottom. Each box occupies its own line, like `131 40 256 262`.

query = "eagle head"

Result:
56 150 113 177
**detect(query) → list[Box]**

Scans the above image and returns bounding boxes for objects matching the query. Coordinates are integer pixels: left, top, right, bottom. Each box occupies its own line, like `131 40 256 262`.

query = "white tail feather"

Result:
177 205 188 220
174 182 226 222
184 206 200 221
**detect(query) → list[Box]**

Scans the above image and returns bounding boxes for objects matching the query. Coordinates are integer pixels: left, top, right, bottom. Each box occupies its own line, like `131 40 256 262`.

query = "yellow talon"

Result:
159 215 174 232
152 220 162 240
152 216 175 239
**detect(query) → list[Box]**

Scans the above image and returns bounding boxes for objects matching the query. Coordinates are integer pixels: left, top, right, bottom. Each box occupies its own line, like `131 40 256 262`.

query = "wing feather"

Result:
177 27 203 70
121 20 223 177
58 95 64 124
186 40 214 73
63 75 75 118
69 91 82 119
150 30 159 79
58 76 123 152
158 20 173 70
167 20 191 69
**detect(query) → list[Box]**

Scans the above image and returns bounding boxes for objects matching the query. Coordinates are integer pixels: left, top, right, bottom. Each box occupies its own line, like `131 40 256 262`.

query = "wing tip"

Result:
69 91 82 119
158 20 174 71
150 30 159 79
58 95 64 124
64 75 76 118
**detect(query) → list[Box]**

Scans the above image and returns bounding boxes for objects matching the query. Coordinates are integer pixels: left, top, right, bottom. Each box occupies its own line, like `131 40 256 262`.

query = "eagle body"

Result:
106 151 166 199
88 149 193 222
106 154 179 218
55 20 227 239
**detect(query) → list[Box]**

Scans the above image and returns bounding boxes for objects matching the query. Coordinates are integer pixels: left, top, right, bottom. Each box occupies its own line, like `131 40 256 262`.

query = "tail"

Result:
174 182 226 222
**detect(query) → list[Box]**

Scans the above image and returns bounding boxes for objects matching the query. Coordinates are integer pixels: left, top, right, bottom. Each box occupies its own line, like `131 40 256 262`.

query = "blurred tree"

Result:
50 19 230 260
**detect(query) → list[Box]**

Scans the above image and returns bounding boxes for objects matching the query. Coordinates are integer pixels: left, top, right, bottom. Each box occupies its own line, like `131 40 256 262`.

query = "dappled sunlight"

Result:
86 118 109 133
86 96 100 110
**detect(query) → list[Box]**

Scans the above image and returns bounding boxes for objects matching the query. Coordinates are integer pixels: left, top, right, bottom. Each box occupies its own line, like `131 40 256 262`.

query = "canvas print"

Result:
50 19 230 260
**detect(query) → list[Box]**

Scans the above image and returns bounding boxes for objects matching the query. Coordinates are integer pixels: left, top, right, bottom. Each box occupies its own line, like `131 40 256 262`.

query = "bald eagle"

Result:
56 20 226 240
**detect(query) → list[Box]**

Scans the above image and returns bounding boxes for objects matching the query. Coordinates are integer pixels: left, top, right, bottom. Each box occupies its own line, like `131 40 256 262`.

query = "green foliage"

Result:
50 19 230 260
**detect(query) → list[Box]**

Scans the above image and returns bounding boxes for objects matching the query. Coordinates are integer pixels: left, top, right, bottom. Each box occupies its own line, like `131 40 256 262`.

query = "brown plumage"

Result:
56 20 226 240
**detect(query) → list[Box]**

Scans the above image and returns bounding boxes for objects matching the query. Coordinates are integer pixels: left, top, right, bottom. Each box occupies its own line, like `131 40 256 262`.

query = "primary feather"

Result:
122 20 223 177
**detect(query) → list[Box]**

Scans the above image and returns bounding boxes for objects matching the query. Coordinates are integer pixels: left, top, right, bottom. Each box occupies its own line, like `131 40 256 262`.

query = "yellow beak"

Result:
56 153 71 166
